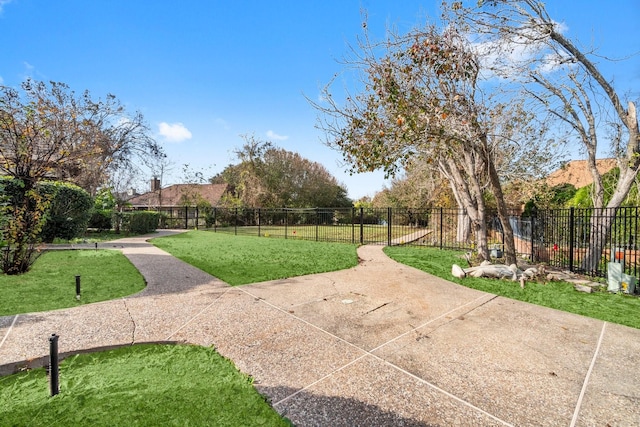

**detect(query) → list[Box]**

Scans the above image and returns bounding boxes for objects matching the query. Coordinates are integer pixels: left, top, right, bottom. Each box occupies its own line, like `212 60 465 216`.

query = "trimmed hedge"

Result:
88 209 113 231
126 211 160 234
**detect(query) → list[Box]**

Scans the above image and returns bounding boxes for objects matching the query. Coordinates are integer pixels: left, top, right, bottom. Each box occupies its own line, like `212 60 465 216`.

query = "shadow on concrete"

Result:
261 385 433 427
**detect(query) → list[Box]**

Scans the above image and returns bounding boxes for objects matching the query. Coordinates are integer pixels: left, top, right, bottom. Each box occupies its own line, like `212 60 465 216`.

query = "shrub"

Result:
0 177 52 274
38 181 93 242
89 209 113 231
0 178 92 243
126 211 160 234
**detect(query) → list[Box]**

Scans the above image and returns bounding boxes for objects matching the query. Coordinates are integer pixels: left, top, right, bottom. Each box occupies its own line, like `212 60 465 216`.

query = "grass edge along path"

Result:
0 250 146 316
152 230 359 286
384 245 640 329
0 343 292 426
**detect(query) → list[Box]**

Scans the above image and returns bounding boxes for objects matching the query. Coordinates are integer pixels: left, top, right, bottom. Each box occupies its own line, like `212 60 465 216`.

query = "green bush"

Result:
38 182 93 242
89 209 113 231
0 178 92 243
126 211 160 234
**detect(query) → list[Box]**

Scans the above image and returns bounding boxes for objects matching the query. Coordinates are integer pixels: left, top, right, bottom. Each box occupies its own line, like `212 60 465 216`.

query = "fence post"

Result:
315 208 319 242
234 208 238 235
530 210 536 262
439 208 444 250
569 207 575 272
360 207 364 245
351 207 355 244
213 207 217 232
195 206 199 230
258 208 261 237
387 207 392 246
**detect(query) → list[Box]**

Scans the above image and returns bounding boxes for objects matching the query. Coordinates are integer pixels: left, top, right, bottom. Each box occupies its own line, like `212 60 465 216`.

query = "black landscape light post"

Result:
75 275 81 300
49 333 59 396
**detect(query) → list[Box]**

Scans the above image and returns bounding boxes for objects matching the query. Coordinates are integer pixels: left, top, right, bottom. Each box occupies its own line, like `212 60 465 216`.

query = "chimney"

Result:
151 177 161 192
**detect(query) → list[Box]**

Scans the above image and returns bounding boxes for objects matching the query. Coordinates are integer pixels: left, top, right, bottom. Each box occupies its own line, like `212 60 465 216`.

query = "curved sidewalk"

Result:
1 231 639 426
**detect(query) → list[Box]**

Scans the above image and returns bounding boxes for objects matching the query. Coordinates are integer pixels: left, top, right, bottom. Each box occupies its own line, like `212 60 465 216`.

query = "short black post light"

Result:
95 242 98 251
49 333 60 396
75 275 81 300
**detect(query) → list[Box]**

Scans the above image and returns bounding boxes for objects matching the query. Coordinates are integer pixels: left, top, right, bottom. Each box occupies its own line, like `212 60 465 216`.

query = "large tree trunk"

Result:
581 163 639 272
448 176 472 243
442 156 490 260
581 208 612 273
485 145 518 266
581 103 639 272
456 209 471 243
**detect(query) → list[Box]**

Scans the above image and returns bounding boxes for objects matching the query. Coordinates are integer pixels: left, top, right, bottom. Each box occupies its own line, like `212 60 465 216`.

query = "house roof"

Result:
545 159 617 189
128 183 228 208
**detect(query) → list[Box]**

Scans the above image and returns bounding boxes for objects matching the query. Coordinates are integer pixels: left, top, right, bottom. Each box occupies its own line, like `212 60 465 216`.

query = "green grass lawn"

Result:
384 245 640 329
0 343 291 427
152 230 359 285
210 224 419 244
0 250 146 316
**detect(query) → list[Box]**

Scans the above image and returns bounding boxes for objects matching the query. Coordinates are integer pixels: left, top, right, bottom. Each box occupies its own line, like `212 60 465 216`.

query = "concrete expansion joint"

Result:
570 321 607 427
419 295 499 338
0 314 19 350
164 287 235 341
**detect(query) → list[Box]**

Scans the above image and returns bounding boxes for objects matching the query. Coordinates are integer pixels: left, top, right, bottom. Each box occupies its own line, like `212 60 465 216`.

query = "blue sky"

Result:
1 1 638 199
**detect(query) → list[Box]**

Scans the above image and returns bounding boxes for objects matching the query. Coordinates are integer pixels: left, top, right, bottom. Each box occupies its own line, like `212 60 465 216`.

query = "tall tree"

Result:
312 17 556 263
0 79 163 273
212 135 351 208
454 0 639 271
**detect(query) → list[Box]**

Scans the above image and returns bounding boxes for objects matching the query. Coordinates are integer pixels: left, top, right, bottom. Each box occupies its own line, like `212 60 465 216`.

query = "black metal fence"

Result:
152 206 639 280
519 207 639 279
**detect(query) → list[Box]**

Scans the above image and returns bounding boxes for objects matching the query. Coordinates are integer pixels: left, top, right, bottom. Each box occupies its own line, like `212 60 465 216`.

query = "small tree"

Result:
0 79 162 273
0 178 50 274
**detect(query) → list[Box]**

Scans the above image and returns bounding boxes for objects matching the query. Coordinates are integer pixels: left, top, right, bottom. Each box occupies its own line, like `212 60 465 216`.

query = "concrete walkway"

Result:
1 230 639 426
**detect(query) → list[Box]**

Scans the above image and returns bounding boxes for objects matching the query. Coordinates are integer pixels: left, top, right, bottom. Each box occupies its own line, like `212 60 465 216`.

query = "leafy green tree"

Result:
212 135 352 208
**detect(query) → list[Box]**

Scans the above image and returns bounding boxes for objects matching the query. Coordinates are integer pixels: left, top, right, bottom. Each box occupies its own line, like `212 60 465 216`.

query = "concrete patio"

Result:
1 231 639 426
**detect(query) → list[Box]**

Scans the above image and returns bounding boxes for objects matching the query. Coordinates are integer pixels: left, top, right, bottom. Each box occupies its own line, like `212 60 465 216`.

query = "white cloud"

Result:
266 130 289 141
158 122 192 143
0 0 12 13
472 19 571 79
